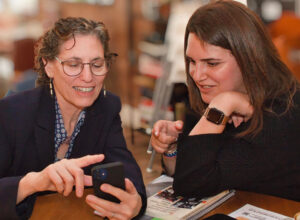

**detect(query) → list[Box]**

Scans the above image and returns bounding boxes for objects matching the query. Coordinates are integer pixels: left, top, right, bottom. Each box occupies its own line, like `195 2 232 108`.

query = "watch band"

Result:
204 107 229 125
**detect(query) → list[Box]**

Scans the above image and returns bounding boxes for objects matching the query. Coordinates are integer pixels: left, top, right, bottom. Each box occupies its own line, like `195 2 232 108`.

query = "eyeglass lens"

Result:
62 59 107 76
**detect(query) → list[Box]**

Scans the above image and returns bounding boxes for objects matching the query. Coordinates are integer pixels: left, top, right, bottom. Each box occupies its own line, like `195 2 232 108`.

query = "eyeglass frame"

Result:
55 56 108 76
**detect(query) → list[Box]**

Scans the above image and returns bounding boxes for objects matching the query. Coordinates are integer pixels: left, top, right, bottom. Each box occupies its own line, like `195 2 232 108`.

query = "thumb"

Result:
125 178 137 195
175 120 183 131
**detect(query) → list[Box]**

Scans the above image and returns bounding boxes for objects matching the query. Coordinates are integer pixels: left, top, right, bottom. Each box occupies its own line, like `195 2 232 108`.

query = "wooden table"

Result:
30 189 300 219
201 191 300 219
30 188 101 220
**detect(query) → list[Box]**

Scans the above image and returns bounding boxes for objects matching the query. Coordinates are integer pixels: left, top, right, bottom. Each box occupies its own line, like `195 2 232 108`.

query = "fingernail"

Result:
77 189 82 196
86 195 92 202
155 131 159 136
101 184 108 191
94 210 104 217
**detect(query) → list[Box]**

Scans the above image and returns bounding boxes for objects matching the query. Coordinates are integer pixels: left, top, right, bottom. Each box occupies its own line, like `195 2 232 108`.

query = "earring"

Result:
103 85 106 97
49 78 53 97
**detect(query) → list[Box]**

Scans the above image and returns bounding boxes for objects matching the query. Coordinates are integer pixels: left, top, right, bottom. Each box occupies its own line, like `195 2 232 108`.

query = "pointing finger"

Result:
75 154 104 168
153 120 167 137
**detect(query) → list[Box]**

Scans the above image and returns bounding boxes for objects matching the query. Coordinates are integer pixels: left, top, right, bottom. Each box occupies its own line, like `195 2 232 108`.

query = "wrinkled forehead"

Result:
59 33 101 50
58 34 104 59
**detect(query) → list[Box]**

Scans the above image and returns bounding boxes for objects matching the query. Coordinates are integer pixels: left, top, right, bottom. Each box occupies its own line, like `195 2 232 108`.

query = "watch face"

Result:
206 108 224 124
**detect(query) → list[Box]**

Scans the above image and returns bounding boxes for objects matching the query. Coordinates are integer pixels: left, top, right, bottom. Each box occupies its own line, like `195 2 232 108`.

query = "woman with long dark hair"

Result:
151 0 300 201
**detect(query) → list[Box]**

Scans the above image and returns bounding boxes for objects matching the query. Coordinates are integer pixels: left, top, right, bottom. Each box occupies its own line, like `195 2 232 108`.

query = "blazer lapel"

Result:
34 87 55 169
71 93 106 158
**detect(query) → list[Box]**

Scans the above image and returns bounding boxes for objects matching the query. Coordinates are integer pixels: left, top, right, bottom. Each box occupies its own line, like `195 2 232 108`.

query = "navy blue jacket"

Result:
0 86 146 219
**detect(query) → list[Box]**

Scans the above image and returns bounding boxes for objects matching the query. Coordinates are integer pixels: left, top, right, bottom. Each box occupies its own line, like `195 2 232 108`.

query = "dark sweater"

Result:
174 90 300 201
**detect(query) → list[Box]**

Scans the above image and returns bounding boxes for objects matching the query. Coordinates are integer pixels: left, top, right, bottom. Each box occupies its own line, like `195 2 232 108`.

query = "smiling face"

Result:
45 34 106 112
186 33 246 104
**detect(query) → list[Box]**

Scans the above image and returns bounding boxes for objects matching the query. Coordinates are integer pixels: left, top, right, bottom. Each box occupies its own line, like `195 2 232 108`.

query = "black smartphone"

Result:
91 161 125 203
204 213 236 220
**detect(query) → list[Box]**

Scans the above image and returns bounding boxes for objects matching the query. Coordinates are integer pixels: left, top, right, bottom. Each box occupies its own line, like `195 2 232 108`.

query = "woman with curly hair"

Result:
0 17 146 219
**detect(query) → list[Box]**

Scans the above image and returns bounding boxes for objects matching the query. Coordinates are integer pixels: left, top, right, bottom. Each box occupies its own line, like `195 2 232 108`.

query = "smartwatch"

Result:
204 107 229 125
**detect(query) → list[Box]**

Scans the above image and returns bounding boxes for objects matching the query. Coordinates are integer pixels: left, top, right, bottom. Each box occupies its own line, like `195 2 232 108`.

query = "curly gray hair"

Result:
34 17 116 86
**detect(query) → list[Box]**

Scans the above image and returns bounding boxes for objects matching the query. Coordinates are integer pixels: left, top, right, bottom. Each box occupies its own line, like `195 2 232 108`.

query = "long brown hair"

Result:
34 17 116 86
185 0 298 137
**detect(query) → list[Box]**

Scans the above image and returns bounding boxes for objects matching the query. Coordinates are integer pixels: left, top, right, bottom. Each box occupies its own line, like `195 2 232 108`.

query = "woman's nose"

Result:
193 63 207 81
79 64 93 82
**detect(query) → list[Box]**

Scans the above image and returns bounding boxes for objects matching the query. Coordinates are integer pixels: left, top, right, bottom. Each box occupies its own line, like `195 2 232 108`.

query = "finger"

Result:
158 133 177 145
233 120 241 128
232 116 238 128
152 120 166 137
175 120 184 131
151 139 169 153
100 183 127 202
154 145 169 154
86 195 112 218
66 165 84 197
86 194 119 217
236 116 244 126
89 202 121 220
84 175 93 186
96 184 138 219
124 178 137 195
75 154 104 168
238 116 244 125
56 165 75 196
94 210 105 218
151 134 170 146
47 167 65 193
232 116 242 128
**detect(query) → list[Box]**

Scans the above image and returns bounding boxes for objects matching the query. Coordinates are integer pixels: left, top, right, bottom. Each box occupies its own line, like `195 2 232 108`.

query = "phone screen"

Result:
91 161 125 203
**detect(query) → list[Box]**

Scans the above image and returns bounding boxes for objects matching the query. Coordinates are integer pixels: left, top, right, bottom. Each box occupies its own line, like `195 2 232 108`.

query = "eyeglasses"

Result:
55 56 108 76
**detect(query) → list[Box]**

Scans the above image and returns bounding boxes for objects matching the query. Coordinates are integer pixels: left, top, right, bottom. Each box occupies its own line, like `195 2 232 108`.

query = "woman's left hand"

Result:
85 178 142 220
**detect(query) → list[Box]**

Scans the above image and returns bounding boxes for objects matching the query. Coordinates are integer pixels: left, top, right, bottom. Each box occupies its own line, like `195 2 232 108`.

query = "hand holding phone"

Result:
91 161 125 203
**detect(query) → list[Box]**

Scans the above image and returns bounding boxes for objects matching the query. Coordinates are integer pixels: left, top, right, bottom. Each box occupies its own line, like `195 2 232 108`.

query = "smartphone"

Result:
204 214 236 220
91 161 125 203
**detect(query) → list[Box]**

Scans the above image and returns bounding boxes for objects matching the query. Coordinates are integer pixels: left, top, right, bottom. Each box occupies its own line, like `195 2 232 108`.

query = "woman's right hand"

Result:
17 154 104 204
209 91 253 128
150 120 183 154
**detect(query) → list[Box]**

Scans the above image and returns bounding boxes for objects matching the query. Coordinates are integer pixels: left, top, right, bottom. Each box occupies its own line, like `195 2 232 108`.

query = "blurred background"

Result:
0 0 299 131
0 0 299 181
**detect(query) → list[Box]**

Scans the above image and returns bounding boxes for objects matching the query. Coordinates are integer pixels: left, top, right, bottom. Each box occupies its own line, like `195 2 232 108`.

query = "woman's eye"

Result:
92 62 104 69
207 62 219 67
66 61 80 68
188 58 196 64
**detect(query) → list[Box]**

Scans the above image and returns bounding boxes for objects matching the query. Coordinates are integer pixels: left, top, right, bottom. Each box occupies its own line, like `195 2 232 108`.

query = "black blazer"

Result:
0 86 146 219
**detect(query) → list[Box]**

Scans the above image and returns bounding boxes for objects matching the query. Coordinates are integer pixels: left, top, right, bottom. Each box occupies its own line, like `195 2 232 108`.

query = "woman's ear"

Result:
42 58 54 78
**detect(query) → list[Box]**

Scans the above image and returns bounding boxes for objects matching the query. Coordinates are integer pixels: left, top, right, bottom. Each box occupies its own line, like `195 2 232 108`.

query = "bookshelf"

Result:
141 1 204 172
134 1 171 134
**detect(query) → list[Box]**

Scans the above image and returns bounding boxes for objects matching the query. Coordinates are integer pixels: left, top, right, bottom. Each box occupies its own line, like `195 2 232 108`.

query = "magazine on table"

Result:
144 175 235 220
